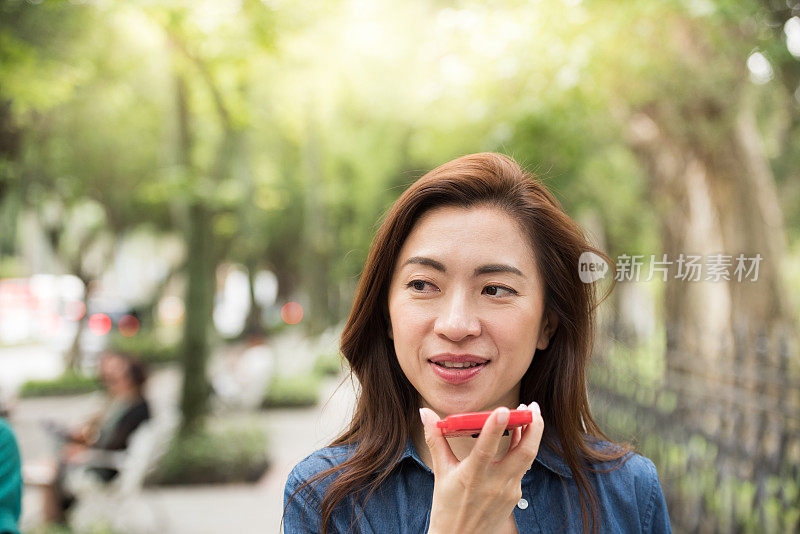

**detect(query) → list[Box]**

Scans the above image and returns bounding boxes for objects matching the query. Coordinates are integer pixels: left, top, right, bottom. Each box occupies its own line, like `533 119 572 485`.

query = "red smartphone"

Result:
436 409 533 438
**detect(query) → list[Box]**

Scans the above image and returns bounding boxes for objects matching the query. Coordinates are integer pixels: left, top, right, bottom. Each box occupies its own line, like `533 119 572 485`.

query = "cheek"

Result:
390 322 426 390
392 313 428 362
390 298 429 330
389 305 437 391
491 311 541 360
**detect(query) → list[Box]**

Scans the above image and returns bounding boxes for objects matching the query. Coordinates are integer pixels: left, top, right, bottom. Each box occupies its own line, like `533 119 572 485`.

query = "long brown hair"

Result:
283 152 632 534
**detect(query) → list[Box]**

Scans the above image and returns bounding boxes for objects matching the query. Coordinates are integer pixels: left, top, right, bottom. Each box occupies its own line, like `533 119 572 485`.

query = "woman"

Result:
283 153 671 533
0 417 22 534
43 352 151 524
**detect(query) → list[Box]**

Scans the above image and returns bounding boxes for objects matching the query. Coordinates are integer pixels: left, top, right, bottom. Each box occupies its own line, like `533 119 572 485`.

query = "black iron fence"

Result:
588 327 799 533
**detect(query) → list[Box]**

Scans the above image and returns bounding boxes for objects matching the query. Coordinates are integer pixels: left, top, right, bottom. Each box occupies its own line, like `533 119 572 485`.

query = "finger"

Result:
419 408 458 472
509 425 522 451
501 402 544 477
466 407 510 471
508 404 525 451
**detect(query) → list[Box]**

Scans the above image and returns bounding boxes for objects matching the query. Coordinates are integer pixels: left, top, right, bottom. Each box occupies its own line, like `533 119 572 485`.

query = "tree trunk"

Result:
626 110 732 378
242 257 265 339
179 202 214 434
625 97 796 455
707 96 792 333
64 271 92 371
172 69 214 435
65 312 87 371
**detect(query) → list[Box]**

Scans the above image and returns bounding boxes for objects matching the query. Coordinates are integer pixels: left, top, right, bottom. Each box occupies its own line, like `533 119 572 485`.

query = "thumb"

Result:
419 407 457 472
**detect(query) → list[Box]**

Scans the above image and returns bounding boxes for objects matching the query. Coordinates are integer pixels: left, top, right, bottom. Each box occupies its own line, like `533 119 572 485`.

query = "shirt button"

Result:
517 498 528 510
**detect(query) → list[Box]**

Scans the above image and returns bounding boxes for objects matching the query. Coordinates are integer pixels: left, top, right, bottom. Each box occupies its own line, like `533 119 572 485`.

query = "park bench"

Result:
63 409 179 533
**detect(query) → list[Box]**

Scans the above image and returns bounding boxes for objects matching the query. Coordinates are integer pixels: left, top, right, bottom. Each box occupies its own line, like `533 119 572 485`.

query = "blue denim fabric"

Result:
283 435 672 533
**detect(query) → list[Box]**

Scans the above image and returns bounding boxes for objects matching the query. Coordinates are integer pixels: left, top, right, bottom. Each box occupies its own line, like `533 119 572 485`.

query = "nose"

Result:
433 288 481 341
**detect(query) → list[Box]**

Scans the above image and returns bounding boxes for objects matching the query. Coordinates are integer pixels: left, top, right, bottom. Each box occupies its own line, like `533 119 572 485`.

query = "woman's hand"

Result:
62 442 88 464
420 403 544 534
70 427 88 445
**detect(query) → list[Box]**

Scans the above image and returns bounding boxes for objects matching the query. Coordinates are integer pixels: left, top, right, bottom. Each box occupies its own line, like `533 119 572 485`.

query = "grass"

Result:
149 425 269 485
261 373 321 409
19 371 102 398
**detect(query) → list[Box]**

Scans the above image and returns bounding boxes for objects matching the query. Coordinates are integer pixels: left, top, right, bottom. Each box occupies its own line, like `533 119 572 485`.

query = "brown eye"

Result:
483 285 516 297
407 280 435 292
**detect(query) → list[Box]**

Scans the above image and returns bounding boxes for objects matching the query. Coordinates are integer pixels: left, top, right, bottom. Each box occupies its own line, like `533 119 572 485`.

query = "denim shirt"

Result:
283 435 672 533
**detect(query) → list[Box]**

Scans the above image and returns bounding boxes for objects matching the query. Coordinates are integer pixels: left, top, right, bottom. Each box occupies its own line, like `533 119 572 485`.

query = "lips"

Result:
428 354 489 365
428 354 489 384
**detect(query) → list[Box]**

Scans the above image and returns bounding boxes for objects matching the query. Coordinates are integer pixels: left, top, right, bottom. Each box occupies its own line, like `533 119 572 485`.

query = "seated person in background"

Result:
0 417 22 534
43 352 150 524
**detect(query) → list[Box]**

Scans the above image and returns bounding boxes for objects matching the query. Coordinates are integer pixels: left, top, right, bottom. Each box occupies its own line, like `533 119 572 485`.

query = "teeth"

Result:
438 361 482 369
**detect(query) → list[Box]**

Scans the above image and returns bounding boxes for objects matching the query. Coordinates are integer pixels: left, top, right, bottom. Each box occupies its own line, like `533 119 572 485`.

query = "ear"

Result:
387 325 394 340
536 308 558 350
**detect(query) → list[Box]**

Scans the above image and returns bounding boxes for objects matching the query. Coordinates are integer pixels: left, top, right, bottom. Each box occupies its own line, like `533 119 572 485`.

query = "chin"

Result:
428 396 486 416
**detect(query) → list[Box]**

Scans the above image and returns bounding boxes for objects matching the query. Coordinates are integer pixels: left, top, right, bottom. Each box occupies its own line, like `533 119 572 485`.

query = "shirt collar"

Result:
400 434 573 479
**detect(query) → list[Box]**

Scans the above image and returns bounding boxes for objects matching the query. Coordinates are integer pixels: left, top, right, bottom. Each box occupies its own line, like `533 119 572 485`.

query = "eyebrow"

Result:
402 256 525 277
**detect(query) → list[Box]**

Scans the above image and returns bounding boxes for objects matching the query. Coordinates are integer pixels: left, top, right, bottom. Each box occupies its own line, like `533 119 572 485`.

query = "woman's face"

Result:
387 204 557 416
101 355 133 396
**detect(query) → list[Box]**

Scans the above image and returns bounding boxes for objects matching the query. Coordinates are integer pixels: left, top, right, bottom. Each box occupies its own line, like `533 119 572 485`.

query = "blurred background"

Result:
1 0 799 532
